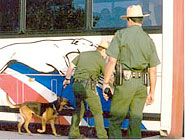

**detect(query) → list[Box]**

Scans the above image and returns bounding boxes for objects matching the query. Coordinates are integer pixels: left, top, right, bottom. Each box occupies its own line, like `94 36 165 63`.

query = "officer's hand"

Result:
63 79 70 88
146 93 154 105
102 84 112 101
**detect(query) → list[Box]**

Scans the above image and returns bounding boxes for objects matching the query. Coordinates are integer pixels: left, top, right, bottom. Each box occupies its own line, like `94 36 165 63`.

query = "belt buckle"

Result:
123 70 132 81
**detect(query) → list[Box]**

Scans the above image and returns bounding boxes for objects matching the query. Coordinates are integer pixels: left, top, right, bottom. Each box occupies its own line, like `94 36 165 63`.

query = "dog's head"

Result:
57 97 69 112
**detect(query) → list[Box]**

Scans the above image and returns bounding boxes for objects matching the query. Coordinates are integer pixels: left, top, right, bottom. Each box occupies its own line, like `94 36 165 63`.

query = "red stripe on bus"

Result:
0 72 47 103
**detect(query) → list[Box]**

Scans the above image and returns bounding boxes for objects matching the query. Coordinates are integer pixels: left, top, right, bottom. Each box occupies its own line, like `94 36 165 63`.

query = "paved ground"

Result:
0 130 183 140
0 130 161 139
0 130 69 139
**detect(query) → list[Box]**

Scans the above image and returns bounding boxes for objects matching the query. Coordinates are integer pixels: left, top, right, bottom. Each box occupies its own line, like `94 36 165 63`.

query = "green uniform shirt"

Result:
107 25 160 70
72 50 105 81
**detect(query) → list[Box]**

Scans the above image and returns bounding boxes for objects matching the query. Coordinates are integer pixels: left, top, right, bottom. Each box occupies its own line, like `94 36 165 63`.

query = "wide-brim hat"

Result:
120 5 150 20
98 39 110 49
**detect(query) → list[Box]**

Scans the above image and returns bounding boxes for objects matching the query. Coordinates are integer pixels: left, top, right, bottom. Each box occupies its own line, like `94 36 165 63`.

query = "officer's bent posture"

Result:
63 39 110 139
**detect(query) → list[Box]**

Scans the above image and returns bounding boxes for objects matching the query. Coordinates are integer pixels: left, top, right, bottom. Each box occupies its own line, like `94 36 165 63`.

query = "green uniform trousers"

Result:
69 81 108 139
109 78 147 139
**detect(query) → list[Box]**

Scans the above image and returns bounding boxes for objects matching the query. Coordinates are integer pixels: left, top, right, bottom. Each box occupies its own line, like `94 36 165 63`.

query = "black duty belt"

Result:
73 78 89 84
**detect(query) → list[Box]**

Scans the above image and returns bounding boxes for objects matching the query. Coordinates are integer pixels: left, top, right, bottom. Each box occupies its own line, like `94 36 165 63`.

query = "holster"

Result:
113 63 123 86
73 78 89 87
90 75 96 90
143 69 150 87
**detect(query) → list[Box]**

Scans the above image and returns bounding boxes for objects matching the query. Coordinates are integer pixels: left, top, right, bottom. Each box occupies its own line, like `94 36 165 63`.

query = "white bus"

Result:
0 0 183 138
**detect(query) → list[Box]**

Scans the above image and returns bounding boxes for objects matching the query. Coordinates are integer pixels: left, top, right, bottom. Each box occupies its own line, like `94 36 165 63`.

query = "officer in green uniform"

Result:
103 5 160 139
63 39 109 139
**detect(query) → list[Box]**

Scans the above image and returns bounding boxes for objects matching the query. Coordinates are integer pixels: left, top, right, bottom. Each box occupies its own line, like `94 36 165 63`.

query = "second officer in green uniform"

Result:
103 5 160 139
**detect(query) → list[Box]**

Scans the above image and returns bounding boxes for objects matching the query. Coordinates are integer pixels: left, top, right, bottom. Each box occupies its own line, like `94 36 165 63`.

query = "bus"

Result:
0 0 183 138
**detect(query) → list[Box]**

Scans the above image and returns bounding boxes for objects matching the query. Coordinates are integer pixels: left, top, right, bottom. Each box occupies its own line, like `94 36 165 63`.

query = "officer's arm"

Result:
65 62 76 80
103 56 116 100
103 56 117 84
63 62 76 88
146 66 157 105
149 66 157 93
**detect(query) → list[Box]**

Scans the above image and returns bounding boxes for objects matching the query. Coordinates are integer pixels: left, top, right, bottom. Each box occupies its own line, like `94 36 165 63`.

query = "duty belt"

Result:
73 78 89 84
73 78 97 90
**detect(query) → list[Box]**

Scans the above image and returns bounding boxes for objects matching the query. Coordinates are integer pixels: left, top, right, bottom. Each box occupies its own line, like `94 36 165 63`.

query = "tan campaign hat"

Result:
98 39 110 49
120 5 150 20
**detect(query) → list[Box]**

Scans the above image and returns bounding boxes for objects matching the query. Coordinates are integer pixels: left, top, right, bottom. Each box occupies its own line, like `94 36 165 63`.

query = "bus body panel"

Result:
0 35 162 131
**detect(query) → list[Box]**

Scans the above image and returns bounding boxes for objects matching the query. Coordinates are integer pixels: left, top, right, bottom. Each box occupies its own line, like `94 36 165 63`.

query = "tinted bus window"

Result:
26 0 86 31
93 0 162 28
0 0 20 32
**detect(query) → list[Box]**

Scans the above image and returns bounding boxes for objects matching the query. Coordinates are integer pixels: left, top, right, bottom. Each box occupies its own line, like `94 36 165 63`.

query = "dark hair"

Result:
127 17 143 24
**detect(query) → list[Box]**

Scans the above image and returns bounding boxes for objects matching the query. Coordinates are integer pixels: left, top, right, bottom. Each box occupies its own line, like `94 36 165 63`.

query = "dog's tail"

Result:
6 93 20 108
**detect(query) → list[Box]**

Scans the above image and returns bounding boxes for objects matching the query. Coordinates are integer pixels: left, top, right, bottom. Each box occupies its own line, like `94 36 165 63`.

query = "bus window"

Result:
93 0 162 28
0 0 20 32
26 0 86 32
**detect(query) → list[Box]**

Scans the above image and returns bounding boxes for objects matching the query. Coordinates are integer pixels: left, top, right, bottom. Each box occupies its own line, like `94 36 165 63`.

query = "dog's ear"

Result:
57 96 61 102
57 96 65 102
62 98 69 103
57 96 69 104
60 97 69 105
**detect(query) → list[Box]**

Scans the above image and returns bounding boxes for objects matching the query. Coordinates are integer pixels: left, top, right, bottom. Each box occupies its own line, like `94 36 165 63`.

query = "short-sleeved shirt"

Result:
72 50 105 81
106 25 160 70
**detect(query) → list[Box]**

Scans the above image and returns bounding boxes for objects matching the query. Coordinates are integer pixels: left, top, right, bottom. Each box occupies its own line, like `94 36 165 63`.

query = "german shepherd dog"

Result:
6 93 68 136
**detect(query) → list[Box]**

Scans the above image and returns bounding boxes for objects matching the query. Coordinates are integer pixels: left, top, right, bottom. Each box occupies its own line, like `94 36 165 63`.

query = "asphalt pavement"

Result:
0 130 68 139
